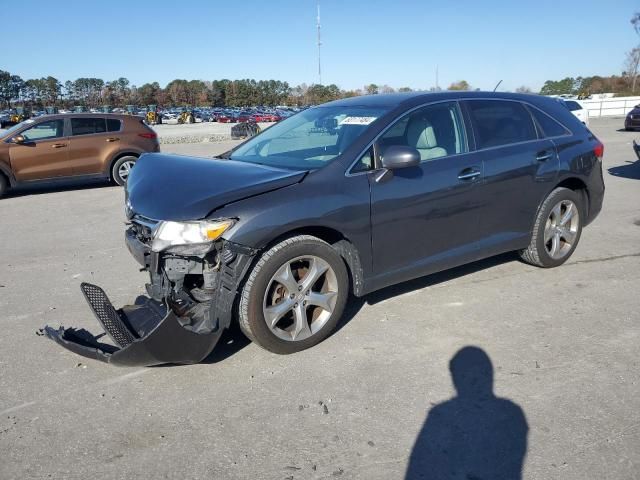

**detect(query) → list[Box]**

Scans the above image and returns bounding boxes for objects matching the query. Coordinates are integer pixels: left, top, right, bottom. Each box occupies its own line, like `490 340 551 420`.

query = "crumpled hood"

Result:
126 153 307 221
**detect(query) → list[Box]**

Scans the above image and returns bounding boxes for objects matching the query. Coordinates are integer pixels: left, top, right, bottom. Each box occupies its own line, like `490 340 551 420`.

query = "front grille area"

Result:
81 282 137 347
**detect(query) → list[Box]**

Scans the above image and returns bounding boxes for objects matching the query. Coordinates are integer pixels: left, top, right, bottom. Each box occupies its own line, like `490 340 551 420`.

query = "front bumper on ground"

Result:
41 233 257 367
42 283 223 367
634 140 640 161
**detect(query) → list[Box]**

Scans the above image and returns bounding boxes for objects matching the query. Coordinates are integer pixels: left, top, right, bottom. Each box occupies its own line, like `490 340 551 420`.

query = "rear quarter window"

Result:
106 119 122 132
466 100 537 149
529 107 570 138
563 101 582 112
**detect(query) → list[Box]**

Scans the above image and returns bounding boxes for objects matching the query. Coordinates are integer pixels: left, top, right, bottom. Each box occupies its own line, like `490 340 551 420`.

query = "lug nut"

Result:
294 303 298 308
298 285 302 291
290 294 295 299
303 301 307 306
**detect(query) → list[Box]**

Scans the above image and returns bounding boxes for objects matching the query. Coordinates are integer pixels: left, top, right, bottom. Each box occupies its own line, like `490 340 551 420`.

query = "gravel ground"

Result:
152 121 272 144
0 118 638 479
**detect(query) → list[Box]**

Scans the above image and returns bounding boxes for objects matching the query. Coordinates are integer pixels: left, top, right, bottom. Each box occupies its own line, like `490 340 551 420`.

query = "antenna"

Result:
493 79 503 92
317 0 322 85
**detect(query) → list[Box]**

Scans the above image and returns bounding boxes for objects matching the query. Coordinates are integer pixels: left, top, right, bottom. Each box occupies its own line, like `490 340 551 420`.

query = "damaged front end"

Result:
42 217 256 367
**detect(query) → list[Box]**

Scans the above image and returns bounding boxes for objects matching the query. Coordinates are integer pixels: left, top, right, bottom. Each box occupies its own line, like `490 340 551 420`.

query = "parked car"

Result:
261 113 282 122
237 112 256 123
0 113 159 196
561 99 589 126
216 112 238 123
43 91 604 366
624 104 640 131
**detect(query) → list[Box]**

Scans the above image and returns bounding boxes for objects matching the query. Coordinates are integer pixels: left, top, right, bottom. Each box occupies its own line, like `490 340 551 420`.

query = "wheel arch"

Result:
553 177 590 219
530 176 590 235
254 226 365 297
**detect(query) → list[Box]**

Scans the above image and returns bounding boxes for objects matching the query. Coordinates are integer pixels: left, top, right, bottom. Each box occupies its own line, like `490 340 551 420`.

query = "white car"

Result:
562 100 589 126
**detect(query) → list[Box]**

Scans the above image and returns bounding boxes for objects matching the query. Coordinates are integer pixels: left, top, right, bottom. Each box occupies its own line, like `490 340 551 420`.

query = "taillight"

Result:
138 132 157 139
594 142 604 159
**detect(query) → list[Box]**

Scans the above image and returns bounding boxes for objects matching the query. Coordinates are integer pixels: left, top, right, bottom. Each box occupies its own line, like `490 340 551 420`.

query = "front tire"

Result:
0 174 8 198
519 187 583 268
111 155 137 186
239 235 349 354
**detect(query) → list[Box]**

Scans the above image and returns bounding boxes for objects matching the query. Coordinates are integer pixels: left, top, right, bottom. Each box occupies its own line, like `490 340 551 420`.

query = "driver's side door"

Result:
368 101 485 289
9 119 71 181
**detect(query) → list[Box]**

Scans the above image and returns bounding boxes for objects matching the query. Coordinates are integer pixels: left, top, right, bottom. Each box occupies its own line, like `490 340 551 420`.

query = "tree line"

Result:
541 12 640 97
0 72 427 109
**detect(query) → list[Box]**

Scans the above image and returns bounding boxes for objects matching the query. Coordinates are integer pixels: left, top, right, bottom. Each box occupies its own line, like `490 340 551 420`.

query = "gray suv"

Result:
43 91 605 366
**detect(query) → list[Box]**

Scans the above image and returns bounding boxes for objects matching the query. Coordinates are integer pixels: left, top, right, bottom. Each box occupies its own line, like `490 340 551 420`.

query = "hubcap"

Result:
118 160 135 181
544 200 579 260
263 255 338 342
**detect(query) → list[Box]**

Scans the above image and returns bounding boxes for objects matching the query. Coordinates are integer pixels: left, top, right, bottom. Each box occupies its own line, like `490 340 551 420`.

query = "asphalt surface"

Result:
0 118 638 479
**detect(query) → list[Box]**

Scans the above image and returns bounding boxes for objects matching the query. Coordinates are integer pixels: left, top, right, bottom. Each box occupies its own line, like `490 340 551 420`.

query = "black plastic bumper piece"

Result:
42 283 223 367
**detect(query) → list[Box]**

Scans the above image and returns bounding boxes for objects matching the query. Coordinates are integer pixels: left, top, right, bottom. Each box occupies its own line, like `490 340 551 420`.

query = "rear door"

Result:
369 101 485 284
8 118 70 181
462 99 559 253
67 116 121 176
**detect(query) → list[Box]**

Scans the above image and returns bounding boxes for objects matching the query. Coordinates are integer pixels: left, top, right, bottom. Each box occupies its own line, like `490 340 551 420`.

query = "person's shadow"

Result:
406 346 528 480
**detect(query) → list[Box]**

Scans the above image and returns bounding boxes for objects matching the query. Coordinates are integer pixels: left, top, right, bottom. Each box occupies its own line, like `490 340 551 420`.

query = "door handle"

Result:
106 137 120 142
536 151 553 162
51 143 67 148
457 168 481 180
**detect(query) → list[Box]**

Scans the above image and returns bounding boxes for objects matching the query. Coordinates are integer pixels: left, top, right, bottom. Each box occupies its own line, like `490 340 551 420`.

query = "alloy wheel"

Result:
262 255 338 342
544 199 580 260
118 160 135 181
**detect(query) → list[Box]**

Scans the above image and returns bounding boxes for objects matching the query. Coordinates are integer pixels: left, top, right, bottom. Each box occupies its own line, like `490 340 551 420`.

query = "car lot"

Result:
0 117 638 479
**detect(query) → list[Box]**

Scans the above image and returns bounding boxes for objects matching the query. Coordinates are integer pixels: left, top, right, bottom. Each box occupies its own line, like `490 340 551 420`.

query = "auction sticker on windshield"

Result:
339 116 377 125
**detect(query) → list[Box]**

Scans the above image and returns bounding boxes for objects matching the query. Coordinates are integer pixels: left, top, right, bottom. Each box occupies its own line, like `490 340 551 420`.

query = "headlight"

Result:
151 219 235 252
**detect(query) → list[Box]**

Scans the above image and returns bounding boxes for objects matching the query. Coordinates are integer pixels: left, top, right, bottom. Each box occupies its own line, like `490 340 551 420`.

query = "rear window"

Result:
529 107 570 138
71 117 106 136
563 101 582 112
466 100 537 149
106 119 121 132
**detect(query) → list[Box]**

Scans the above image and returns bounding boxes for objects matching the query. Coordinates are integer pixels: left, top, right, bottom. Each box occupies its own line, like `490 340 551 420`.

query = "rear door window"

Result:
466 100 537 149
71 117 107 136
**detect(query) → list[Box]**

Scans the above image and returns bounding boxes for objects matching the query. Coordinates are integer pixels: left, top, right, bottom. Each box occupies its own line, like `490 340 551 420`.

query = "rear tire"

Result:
239 235 349 354
111 155 138 186
0 174 8 198
519 187 583 268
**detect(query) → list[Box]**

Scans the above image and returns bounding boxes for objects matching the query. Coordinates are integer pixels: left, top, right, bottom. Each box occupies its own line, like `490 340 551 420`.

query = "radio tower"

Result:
317 0 322 85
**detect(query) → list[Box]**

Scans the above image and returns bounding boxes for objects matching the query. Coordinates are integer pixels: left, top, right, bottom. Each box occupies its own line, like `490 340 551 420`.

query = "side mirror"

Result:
12 135 25 144
380 145 421 170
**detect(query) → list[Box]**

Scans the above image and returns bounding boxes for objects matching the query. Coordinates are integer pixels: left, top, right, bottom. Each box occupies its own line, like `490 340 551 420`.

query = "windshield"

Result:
1 119 34 138
230 105 389 169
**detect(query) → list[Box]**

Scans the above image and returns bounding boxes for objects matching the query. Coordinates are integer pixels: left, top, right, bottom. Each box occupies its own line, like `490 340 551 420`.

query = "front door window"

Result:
19 120 64 141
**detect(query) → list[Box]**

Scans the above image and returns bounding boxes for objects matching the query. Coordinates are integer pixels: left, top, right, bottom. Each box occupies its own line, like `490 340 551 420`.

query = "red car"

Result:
238 113 263 123
261 113 282 122
216 113 237 123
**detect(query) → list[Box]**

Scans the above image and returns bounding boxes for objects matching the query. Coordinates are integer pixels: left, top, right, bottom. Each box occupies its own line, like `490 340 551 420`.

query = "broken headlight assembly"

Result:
151 219 235 253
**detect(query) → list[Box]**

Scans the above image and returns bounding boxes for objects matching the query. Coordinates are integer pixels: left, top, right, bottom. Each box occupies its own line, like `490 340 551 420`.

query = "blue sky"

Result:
3 0 638 92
